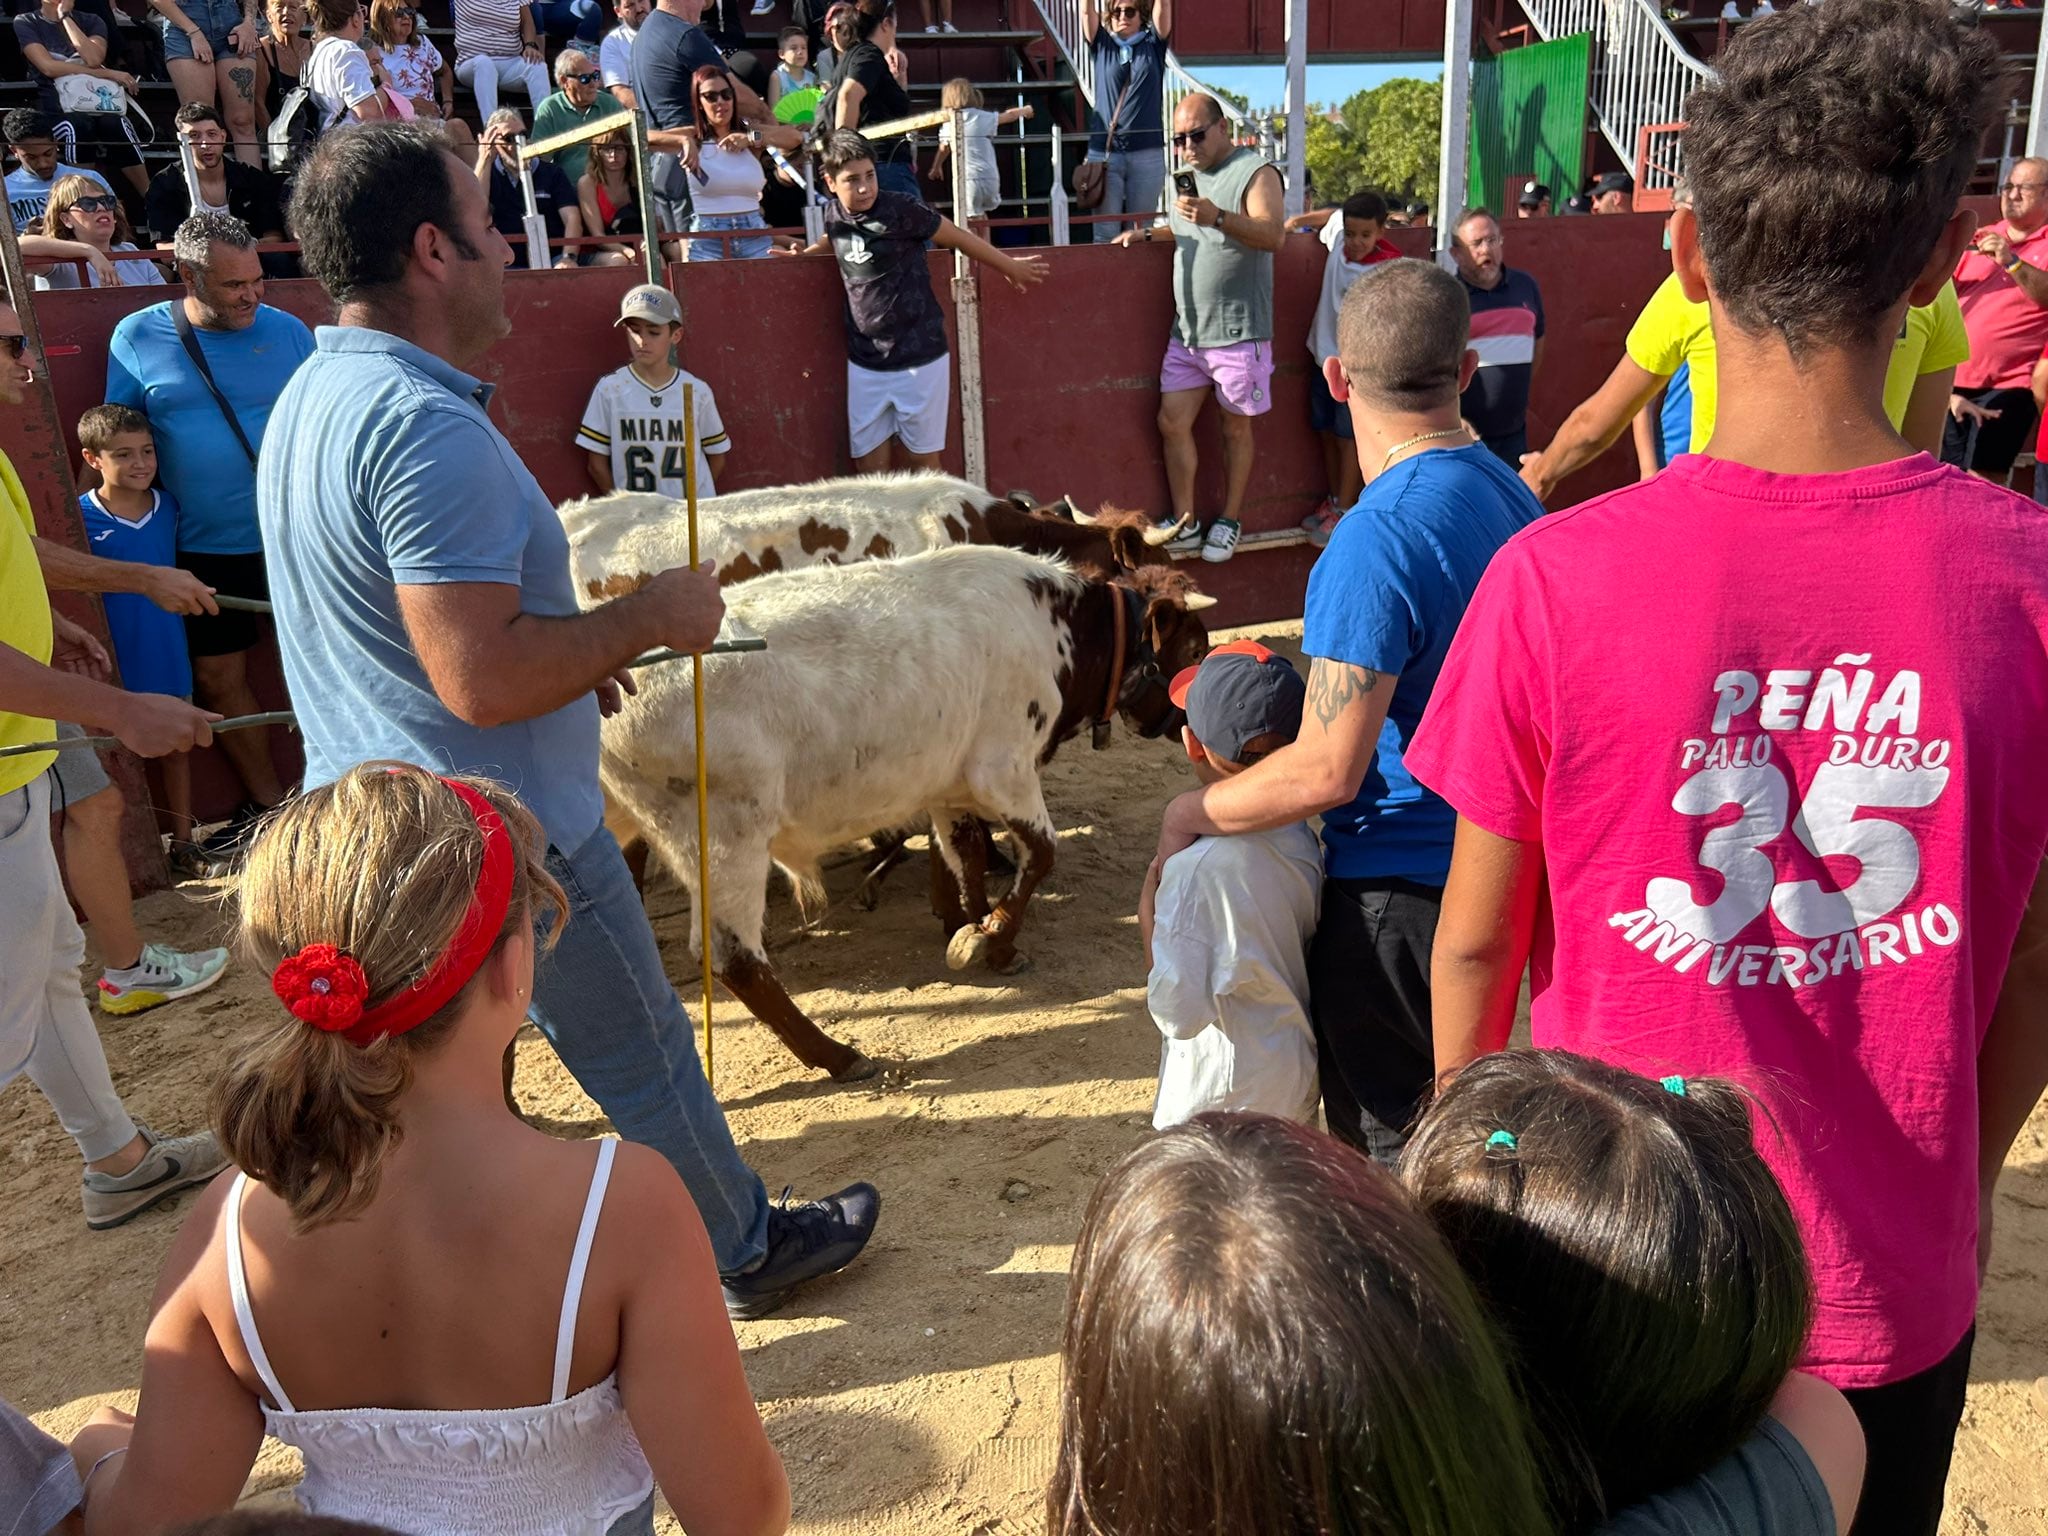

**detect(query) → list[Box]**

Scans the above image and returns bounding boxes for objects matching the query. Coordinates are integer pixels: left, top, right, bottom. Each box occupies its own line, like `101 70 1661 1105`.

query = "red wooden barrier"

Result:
11 212 1673 846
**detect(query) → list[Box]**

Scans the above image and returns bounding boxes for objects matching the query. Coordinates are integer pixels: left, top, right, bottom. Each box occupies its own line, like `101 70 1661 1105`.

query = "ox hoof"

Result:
946 923 990 972
988 950 1033 978
830 1052 881 1084
853 880 882 913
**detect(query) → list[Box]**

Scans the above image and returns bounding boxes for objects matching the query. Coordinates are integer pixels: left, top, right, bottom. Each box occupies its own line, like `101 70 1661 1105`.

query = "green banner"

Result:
1468 32 1591 219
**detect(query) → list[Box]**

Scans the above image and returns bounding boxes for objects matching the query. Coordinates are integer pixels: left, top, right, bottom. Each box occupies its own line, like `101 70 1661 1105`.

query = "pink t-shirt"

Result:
1952 217 2048 390
1407 452 2048 1389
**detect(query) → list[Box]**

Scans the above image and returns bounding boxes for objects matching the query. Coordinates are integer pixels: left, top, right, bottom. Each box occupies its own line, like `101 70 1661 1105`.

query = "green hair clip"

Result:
1486 1129 1518 1151
1661 1075 1687 1097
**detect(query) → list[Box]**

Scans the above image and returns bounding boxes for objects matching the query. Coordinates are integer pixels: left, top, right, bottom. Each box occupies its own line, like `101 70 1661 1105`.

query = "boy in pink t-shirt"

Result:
1407 5 2048 1535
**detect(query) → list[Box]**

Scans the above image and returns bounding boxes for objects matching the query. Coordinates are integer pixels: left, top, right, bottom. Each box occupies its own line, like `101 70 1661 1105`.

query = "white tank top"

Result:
224 1139 654 1536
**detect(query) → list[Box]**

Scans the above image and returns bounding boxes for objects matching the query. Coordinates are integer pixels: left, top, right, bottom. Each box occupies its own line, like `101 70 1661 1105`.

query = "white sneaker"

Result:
939 18 957 30
924 22 940 30
1752 0 1774 12
97 942 230 1016
1200 516 1241 563
1720 0 1742 15
750 0 773 11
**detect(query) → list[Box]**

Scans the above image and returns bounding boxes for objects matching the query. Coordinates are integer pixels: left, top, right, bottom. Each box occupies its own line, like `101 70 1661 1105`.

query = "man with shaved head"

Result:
1147 258 1542 1160
1944 154 2048 479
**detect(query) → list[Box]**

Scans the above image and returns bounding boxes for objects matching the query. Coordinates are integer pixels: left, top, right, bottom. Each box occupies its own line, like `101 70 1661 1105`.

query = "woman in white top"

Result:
302 0 386 129
70 764 790 1536
29 173 166 288
685 61 803 261
452 0 547 123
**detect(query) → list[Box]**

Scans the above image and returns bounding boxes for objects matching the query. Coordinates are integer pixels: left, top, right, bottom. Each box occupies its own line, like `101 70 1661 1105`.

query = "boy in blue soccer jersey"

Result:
77 405 197 852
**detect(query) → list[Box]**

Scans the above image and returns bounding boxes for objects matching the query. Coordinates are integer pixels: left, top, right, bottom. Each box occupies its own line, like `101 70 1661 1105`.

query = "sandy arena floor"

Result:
4 624 2046 1535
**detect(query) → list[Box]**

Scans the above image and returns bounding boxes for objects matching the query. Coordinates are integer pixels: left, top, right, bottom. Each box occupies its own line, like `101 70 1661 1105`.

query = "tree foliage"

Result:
1305 76 1442 204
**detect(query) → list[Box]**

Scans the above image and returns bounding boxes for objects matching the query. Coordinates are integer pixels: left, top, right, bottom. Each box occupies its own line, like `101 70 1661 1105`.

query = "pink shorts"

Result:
1160 336 1274 416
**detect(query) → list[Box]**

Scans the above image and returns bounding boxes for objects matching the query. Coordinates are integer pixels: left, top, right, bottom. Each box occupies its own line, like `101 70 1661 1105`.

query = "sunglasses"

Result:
0 334 25 359
565 69 601 82
71 194 119 213
1109 4 1141 15
1169 120 1217 149
698 86 733 100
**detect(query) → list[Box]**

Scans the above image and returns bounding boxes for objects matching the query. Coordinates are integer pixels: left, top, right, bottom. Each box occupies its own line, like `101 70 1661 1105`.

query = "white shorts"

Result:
848 354 951 458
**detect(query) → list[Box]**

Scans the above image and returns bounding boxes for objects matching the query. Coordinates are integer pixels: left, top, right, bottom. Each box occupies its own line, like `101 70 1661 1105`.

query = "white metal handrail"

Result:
1519 0 1711 192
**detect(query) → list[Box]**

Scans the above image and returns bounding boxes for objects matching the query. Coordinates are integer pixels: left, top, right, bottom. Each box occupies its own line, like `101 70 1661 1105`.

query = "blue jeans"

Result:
530 826 770 1274
531 0 603 43
876 157 924 204
688 209 772 260
606 1494 656 1536
1090 146 1166 243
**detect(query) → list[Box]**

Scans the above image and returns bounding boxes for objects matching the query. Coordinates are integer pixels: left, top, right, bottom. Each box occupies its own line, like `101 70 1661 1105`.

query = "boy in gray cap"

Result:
575 283 730 499
1139 640 1321 1128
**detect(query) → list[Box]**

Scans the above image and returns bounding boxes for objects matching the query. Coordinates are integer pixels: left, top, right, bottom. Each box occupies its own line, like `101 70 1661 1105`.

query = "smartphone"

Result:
1173 171 1197 200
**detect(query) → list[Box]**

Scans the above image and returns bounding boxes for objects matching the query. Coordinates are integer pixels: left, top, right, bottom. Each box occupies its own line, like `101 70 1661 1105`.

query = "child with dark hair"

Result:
74 764 789 1536
1296 186 1398 544
1051 1111 1555 1536
805 129 1045 472
1408 4 2048 1533
1405 1050 1866 1534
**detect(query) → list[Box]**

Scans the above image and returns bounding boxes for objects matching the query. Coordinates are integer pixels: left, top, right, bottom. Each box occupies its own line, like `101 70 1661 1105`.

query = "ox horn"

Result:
1182 591 1220 610
1069 504 1100 526
1142 511 1194 546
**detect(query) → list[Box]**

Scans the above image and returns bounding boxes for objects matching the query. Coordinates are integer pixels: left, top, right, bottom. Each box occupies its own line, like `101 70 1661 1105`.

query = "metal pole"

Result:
1436 0 1474 256
2031 20 2048 159
1283 0 1307 217
515 135 550 271
949 106 989 489
1050 123 1070 246
628 110 660 288
180 136 205 214
683 382 715 1089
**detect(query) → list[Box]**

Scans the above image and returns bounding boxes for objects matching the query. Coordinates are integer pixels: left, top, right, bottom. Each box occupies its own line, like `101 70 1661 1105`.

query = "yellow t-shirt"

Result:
0 448 56 796
1624 275 1969 451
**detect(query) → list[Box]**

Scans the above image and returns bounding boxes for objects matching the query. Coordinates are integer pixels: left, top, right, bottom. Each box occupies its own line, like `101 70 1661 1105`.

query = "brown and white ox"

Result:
557 471 1186 592
558 471 1188 896
573 543 1214 1083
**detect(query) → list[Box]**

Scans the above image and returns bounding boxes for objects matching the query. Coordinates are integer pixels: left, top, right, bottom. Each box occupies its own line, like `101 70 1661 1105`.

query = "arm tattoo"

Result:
1306 657 1382 728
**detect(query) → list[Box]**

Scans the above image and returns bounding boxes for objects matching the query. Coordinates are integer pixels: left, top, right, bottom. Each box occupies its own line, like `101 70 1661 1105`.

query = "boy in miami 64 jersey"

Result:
576 284 729 499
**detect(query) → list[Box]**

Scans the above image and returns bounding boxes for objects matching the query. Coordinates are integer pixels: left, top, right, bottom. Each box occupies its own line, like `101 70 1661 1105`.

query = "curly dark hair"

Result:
1682 0 2005 357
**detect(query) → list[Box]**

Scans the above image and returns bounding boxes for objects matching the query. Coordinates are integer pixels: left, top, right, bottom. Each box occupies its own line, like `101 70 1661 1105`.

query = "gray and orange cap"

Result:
616 284 682 327
1167 640 1306 762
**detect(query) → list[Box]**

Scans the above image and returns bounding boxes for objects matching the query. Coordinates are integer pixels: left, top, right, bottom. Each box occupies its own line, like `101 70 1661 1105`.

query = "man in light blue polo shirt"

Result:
261 123 880 1319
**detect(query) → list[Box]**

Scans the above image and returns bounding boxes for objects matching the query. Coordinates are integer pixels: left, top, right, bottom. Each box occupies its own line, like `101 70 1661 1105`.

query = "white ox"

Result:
571 533 1213 1083
557 471 1183 600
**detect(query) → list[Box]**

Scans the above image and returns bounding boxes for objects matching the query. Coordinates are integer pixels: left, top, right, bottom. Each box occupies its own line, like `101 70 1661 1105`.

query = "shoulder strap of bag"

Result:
171 302 258 466
1100 63 1135 141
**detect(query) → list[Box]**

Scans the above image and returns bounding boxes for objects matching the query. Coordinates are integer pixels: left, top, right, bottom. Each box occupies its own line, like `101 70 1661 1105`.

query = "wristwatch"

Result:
2005 255 2027 276
748 128 761 146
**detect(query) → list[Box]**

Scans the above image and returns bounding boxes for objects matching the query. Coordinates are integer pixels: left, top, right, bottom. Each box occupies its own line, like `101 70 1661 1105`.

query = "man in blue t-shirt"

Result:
105 212 313 836
264 123 880 1318
1450 207 1546 468
1148 259 1541 1160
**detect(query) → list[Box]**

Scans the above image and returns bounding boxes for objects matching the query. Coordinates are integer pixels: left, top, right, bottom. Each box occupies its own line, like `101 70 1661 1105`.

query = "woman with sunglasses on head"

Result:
28 173 165 288
686 62 802 259
1079 0 1171 243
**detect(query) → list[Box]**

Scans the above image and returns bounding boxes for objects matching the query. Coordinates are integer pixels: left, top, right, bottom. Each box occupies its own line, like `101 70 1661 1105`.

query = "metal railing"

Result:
1518 0 1711 196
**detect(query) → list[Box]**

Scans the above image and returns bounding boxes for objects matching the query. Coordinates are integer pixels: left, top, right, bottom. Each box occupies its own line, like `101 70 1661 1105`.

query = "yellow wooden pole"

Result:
685 383 714 1087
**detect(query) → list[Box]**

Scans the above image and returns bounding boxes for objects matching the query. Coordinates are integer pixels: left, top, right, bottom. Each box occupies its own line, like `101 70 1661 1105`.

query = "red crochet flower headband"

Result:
269 776 517 1048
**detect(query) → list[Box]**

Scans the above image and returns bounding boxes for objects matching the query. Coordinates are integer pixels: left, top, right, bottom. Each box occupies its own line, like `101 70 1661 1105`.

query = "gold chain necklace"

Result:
1378 425 1473 474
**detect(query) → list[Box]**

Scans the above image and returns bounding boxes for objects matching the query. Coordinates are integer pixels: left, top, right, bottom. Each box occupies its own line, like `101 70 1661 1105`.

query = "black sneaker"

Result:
721 1181 881 1321
197 801 266 858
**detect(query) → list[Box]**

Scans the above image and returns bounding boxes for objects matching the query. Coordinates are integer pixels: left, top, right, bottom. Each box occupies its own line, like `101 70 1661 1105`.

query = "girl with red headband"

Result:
72 762 790 1536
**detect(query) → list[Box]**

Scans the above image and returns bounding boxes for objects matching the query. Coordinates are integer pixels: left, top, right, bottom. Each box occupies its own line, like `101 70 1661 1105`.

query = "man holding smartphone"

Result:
1116 90 1284 564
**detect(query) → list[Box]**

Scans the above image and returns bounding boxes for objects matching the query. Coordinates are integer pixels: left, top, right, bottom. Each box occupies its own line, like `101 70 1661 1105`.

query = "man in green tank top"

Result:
1116 90 1284 563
